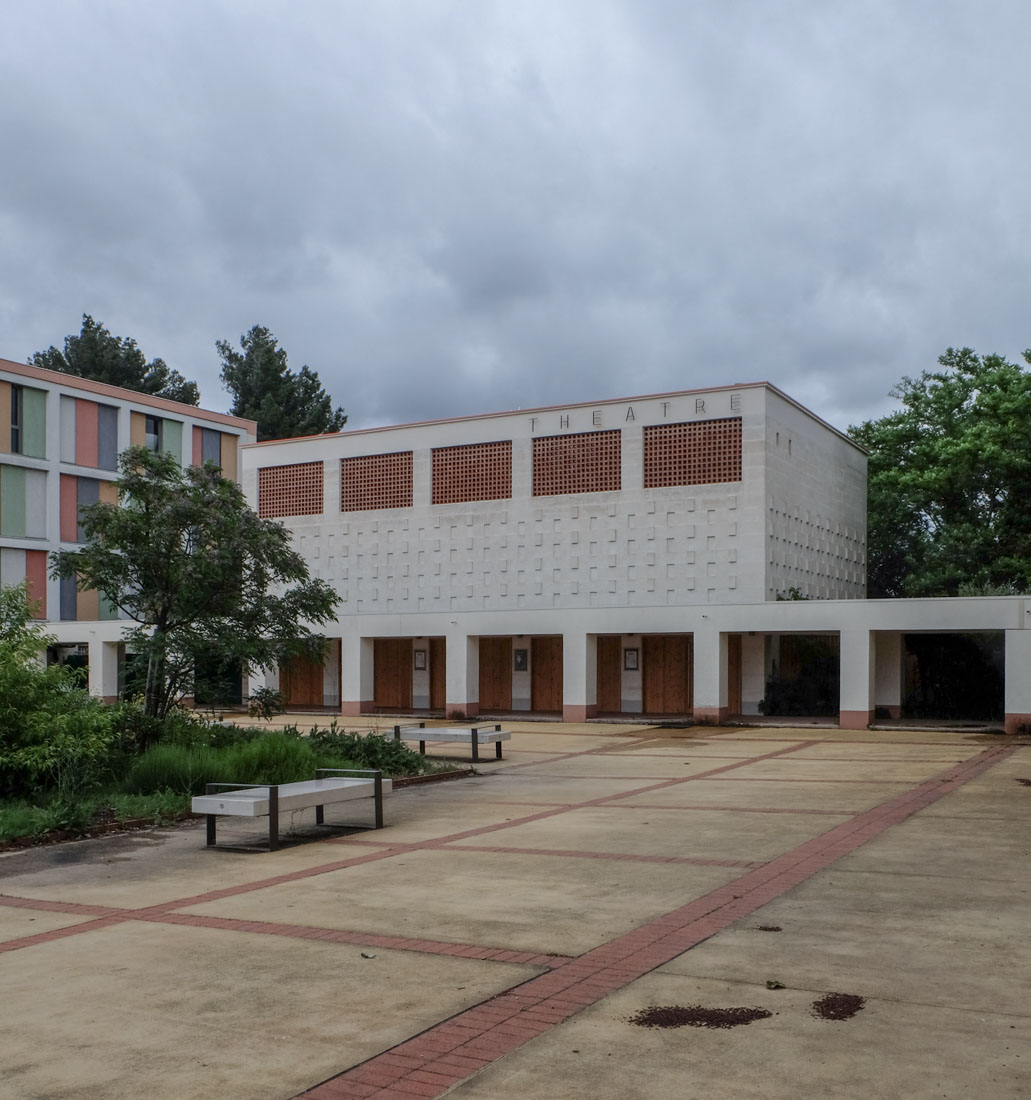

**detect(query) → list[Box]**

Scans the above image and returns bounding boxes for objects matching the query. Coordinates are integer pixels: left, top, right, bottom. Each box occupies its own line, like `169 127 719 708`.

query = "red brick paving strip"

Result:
295 743 1017 1099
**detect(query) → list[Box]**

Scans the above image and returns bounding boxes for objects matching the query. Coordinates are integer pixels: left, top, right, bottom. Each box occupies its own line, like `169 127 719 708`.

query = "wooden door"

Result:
429 637 446 710
280 654 322 707
728 634 742 715
373 638 413 709
596 635 622 713
479 637 512 711
531 636 563 712
642 636 693 715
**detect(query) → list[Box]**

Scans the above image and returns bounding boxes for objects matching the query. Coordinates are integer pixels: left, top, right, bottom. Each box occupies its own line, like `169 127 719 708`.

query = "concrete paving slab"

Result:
724 757 953 783
503 755 742 779
0 920 536 1100
661 872 1031 1016
610 737 807 757
612 778 901 813
429 772 659 803
0 824 386 909
0 904 99 942
444 972 1031 1100
178 848 739 956
466 805 850 862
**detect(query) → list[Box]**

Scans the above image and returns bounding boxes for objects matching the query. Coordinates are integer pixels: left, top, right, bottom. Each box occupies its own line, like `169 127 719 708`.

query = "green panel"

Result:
0 465 26 537
162 418 183 463
21 388 47 458
99 592 119 621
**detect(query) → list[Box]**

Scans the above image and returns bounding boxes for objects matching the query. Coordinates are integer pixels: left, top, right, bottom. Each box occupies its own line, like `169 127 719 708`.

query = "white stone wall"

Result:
762 389 867 600
249 384 839 615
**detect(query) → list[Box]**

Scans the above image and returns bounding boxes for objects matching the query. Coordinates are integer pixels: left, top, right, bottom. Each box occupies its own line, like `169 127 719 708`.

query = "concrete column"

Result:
340 636 374 716
839 628 874 729
1004 628 1031 734
244 666 270 703
562 632 597 722
445 632 479 718
88 640 120 703
874 631 903 719
740 633 765 715
693 626 729 723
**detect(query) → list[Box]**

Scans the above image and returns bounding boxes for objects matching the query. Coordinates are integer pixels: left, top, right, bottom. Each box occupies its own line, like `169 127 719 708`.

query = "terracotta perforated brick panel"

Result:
432 440 512 505
258 461 324 518
533 430 621 496
341 451 413 511
643 417 742 487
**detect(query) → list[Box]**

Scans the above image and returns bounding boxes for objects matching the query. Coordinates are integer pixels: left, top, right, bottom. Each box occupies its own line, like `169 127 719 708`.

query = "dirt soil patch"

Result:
628 1004 772 1029
1014 778 1031 787
755 924 782 932
811 992 865 1020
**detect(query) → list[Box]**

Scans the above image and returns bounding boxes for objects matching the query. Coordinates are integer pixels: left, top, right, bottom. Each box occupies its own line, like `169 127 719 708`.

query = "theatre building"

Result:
245 381 883 723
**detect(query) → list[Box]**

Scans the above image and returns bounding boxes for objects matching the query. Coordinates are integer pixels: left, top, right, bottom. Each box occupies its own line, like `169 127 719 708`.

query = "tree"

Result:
52 446 339 718
850 347 1031 597
217 325 346 441
32 314 200 405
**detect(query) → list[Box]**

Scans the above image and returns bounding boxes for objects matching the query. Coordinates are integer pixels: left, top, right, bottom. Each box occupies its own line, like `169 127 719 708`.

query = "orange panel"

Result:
130 411 146 447
75 400 99 467
60 475 79 542
220 433 238 481
25 549 47 619
76 587 100 621
98 480 118 505
192 425 204 466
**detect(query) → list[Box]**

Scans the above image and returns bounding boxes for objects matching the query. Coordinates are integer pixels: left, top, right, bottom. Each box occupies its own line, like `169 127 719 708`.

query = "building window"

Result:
532 430 621 496
643 417 742 487
340 452 413 511
432 440 512 505
145 415 161 452
258 461 324 518
10 384 22 454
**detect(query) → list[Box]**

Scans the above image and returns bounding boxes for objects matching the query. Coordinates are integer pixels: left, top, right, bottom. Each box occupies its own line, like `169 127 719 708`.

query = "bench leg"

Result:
315 804 324 825
419 740 426 754
472 730 479 762
496 740 503 759
374 773 383 829
268 785 280 852
206 815 216 847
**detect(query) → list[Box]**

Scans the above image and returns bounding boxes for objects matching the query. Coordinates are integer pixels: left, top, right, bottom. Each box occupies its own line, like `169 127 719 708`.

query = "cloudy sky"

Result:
2 1 1028 432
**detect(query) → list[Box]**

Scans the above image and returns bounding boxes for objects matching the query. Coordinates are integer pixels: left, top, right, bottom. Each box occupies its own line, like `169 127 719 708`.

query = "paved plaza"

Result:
1 721 1029 1099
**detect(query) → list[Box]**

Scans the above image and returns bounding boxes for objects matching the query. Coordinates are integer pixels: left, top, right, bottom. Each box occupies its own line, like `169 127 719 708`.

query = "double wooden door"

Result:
642 635 693 715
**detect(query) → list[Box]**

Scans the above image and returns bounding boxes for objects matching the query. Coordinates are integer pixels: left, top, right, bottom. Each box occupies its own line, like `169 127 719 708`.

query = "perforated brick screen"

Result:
643 417 742 487
341 451 413 511
533 430 621 496
258 461 324 518
432 440 512 505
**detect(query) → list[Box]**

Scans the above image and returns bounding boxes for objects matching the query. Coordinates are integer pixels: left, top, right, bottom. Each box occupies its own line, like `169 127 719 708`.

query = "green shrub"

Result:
300 722 439 775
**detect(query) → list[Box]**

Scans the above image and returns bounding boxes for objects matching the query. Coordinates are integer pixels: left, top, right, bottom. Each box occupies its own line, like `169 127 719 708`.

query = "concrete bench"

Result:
191 768 390 851
393 722 511 762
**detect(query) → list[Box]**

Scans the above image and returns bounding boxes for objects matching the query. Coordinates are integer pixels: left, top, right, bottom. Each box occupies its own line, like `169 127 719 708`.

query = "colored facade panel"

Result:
23 469 45 537
21 387 46 458
59 574 77 620
25 549 47 618
60 396 77 462
97 404 118 470
0 464 26 536
162 419 183 463
0 547 23 587
76 586 99 621
202 427 220 465
76 477 99 542
192 425 203 467
75 399 99 468
60 474 78 542
98 480 118 505
130 410 146 448
220 433 238 480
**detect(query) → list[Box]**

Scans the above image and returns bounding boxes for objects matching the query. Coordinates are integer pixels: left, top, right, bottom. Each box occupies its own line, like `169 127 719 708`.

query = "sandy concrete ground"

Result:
1 721 1029 1100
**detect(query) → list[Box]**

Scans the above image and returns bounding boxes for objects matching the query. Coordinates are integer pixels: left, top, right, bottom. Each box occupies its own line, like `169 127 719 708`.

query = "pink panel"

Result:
60 474 79 542
193 426 203 466
25 550 47 619
75 399 99 467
